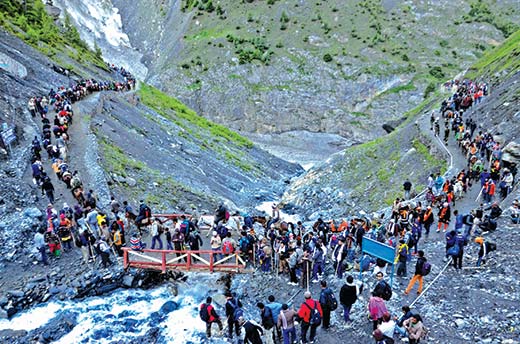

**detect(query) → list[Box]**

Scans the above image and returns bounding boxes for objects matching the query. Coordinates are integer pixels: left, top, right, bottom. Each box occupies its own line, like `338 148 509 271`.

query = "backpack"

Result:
225 210 230 221
199 304 210 322
326 290 338 311
74 233 82 248
222 240 234 254
303 301 322 326
262 307 274 329
381 282 392 301
179 222 188 235
228 299 243 322
239 237 250 252
421 262 432 276
447 244 460 257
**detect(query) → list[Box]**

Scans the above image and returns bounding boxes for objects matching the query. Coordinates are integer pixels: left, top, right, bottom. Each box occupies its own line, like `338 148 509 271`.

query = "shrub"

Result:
429 66 445 79
323 53 333 62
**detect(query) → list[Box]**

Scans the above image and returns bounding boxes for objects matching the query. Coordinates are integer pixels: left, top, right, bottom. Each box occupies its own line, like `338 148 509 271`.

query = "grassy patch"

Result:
466 29 520 79
379 81 416 97
138 84 253 148
99 137 146 178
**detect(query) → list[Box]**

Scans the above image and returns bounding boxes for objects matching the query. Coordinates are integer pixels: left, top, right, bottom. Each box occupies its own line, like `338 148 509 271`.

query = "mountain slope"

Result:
282 28 520 219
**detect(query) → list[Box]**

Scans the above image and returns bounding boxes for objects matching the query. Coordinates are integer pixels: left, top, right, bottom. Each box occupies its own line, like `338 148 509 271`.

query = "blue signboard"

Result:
360 237 396 287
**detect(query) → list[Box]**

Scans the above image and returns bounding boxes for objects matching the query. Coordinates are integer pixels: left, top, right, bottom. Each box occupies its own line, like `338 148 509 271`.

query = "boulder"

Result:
159 300 179 315
122 274 135 288
125 177 137 187
23 207 43 220
502 141 520 164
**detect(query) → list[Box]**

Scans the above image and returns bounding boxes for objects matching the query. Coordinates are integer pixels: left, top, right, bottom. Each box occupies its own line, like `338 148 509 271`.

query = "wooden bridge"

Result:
122 248 248 273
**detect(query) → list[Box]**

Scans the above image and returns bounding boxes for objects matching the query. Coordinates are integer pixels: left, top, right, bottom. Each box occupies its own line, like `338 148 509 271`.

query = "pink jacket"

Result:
368 296 387 320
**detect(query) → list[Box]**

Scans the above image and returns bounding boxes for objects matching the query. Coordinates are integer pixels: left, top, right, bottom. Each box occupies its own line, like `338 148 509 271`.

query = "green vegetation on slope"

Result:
0 0 107 71
176 0 518 84
463 0 519 38
138 84 253 149
138 84 258 173
466 29 520 79
99 136 216 211
340 94 446 207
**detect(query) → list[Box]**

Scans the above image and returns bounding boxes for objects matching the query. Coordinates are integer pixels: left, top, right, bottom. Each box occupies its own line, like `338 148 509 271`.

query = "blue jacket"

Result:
454 215 464 230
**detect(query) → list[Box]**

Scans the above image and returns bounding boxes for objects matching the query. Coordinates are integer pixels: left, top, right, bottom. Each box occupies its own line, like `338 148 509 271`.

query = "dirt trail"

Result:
0 94 110 294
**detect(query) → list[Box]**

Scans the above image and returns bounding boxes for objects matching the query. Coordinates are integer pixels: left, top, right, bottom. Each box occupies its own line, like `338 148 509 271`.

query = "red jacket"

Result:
297 299 323 323
201 304 218 322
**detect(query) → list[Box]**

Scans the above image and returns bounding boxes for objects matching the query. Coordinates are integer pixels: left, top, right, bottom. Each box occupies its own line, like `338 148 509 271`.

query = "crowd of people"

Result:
194 79 518 344
31 68 135 266
27 71 518 344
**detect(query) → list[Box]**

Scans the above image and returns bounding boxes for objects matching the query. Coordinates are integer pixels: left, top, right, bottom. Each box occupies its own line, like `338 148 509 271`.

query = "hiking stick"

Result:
306 261 310 292
286 289 302 306
475 187 484 202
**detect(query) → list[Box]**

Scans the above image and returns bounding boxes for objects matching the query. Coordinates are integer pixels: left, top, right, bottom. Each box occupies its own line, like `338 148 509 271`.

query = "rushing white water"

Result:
52 0 148 79
0 274 228 343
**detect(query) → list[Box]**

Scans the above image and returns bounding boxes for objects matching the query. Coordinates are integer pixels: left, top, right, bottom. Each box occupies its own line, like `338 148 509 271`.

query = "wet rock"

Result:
122 274 135 288
159 300 179 315
7 290 24 298
95 283 118 295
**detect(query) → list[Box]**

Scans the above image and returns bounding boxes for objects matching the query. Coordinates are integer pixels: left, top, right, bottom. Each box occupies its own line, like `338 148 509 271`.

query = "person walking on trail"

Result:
266 295 283 343
436 202 451 233
225 291 243 340
150 218 164 250
449 230 467 270
339 275 359 323
403 180 413 200
200 296 223 339
475 237 496 266
422 206 434 239
405 250 428 295
395 239 408 277
278 303 297 344
403 314 427 344
482 178 496 204
41 174 55 205
34 227 48 265
111 225 123 257
97 236 112 268
257 302 275 344
296 291 322 344
332 236 348 279
368 292 388 331
210 230 222 259
318 280 335 329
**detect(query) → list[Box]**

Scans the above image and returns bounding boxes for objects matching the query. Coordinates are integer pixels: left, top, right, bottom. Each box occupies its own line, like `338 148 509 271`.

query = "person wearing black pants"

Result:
225 292 242 340
319 280 333 329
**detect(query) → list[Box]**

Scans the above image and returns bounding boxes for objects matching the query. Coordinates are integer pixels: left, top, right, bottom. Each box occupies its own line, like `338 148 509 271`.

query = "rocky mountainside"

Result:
97 0 518 144
281 29 520 219
52 0 520 211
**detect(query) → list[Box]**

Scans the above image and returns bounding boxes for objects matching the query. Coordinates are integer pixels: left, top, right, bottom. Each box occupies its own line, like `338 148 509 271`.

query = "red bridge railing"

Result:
122 248 247 273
